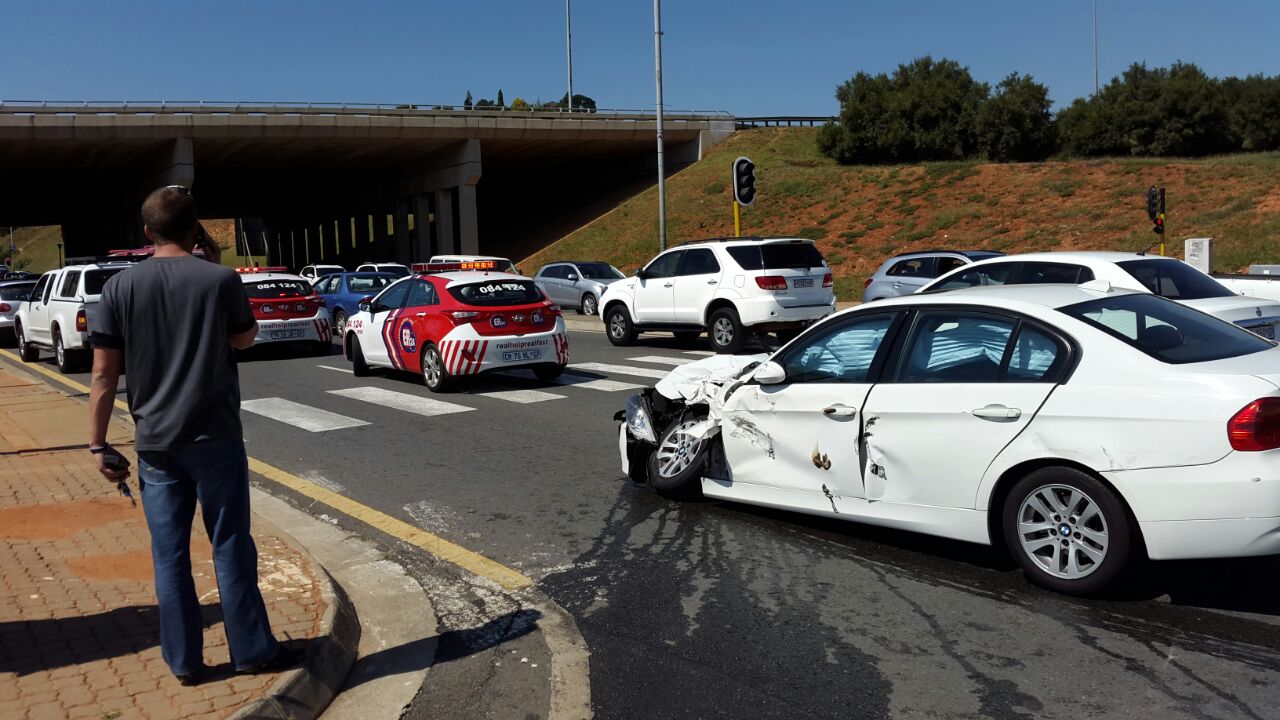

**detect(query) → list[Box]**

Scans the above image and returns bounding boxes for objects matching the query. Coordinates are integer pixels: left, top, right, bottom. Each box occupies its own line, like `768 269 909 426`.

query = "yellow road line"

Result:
0 348 534 591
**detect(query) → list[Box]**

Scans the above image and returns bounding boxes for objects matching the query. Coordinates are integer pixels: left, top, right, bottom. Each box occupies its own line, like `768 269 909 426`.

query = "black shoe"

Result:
175 665 207 686
236 645 305 675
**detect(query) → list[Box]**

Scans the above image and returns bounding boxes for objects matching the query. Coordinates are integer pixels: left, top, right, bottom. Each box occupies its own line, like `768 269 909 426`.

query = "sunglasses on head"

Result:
165 184 191 196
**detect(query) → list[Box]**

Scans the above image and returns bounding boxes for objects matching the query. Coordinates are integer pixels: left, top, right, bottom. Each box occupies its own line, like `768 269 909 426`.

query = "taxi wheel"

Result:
349 336 371 377
534 363 565 381
421 344 454 393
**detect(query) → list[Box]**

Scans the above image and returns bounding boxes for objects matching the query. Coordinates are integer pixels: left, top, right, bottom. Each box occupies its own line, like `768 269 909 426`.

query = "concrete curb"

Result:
225 533 363 720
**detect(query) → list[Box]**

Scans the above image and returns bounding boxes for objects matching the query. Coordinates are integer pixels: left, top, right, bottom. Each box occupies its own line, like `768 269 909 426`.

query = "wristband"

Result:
89 445 110 455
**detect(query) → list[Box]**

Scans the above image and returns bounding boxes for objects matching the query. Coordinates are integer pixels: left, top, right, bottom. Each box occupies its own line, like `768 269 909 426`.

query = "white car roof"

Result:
968 251 1174 267
682 237 814 249
438 271 528 286
865 282 1142 313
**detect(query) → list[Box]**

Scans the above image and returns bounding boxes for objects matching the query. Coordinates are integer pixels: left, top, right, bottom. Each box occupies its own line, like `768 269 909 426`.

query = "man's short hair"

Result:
141 186 197 244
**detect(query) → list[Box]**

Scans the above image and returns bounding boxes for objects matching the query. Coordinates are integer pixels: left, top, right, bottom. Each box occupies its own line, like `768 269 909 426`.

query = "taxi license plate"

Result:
503 350 542 362
1254 324 1276 340
270 329 306 340
793 278 814 288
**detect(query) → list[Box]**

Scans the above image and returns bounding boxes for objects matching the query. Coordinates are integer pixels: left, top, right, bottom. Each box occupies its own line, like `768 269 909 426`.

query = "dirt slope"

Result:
522 128 1280 299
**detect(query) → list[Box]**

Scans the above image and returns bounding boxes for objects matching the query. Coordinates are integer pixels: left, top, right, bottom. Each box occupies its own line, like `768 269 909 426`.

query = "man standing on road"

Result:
88 186 300 685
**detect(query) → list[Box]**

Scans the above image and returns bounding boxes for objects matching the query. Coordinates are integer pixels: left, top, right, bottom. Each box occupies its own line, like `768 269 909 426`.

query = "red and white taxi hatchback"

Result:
343 263 568 392
237 267 333 354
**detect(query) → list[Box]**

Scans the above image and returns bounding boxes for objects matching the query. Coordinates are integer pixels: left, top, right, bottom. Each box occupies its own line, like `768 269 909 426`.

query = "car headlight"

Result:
624 394 657 443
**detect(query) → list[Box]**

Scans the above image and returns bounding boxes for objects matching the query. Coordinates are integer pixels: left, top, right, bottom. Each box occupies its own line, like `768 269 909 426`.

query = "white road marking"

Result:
317 364 354 374
241 398 370 432
569 362 669 379
627 355 694 366
683 350 715 356
328 386 475 417
471 388 566 404
496 370 644 392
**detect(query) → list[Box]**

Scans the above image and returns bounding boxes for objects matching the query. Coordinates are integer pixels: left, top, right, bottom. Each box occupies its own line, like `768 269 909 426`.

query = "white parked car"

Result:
355 262 412 278
600 237 836 353
15 261 134 372
299 264 345 285
920 251 1280 340
618 283 1280 595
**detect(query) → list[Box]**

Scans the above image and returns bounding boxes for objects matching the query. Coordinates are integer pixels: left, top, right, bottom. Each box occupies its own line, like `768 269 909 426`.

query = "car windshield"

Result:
83 268 128 296
576 262 624 280
244 280 311 299
1116 259 1235 300
1061 293 1275 364
316 267 342 277
347 275 392 293
0 283 36 300
448 279 544 306
380 265 411 278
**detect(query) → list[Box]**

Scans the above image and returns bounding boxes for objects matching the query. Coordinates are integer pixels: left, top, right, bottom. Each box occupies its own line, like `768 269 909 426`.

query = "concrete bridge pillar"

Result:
393 199 411 264
433 188 454 256
457 184 479 255
413 193 433 262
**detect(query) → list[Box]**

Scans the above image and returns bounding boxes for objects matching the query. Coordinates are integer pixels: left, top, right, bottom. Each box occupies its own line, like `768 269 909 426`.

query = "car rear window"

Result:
448 280 544 306
726 242 825 271
0 284 36 300
83 268 127 296
244 280 311 299
1116 259 1235 300
347 275 392 293
1062 293 1274 364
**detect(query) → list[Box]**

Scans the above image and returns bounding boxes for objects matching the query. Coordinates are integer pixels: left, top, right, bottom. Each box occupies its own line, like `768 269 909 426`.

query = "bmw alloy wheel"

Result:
1016 484 1109 579
655 419 705 479
713 317 735 348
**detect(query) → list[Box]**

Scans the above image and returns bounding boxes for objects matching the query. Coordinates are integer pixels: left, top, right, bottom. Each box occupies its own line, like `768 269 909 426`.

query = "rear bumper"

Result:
1104 448 1280 559
440 320 569 376
735 295 836 328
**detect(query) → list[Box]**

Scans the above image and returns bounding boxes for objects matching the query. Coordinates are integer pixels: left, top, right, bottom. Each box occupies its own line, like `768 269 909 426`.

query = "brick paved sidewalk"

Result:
0 368 326 720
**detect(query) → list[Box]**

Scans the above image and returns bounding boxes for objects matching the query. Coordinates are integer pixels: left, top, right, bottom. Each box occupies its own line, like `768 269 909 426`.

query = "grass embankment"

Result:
521 128 1280 300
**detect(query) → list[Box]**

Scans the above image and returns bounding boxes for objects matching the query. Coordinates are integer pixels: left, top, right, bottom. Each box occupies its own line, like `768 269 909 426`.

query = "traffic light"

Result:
732 156 756 206
1146 186 1166 235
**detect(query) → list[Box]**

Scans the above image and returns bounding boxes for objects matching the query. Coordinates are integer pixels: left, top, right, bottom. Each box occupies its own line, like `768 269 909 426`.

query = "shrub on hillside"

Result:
1059 62 1233 157
974 73 1057 162
819 56 988 164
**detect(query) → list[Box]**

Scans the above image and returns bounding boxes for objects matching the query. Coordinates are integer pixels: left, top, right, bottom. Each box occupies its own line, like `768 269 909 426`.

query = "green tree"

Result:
974 73 1057 161
496 89 505 107
558 92 598 111
509 97 531 111
818 56 988 164
463 90 473 110
1222 74 1280 151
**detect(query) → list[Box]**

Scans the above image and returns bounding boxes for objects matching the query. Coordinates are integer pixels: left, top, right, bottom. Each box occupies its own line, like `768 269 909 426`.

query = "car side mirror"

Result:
566 274 578 282
358 296 374 313
635 268 649 280
753 361 786 385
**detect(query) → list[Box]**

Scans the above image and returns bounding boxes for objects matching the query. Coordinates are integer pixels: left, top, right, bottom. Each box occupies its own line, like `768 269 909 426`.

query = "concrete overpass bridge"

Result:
0 101 734 266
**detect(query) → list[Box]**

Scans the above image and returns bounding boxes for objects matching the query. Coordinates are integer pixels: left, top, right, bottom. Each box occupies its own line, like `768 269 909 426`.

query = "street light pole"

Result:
653 0 667 252
1093 0 1099 95
565 0 574 111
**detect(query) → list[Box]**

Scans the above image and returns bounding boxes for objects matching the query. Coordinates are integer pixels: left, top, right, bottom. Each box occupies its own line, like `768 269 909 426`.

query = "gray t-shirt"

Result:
92 255 255 451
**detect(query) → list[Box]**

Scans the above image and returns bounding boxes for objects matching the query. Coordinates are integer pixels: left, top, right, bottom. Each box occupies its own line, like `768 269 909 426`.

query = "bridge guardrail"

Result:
735 116 836 128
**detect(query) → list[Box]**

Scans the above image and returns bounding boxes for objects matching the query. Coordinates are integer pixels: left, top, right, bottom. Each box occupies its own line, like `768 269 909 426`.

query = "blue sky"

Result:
2 1 1277 115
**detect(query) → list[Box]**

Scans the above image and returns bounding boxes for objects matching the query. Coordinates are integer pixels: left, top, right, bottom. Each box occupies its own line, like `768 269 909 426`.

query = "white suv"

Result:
14 261 134 372
599 237 836 353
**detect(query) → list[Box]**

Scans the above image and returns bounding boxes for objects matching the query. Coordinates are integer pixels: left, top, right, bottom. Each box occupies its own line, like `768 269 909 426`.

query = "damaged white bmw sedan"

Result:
617 283 1280 594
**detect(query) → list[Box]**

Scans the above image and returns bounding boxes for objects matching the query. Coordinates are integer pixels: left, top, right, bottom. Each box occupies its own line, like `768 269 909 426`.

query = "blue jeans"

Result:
138 439 280 675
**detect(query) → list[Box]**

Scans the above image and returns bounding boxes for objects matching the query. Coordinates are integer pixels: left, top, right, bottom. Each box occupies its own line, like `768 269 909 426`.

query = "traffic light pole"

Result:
733 200 741 238
653 0 667 252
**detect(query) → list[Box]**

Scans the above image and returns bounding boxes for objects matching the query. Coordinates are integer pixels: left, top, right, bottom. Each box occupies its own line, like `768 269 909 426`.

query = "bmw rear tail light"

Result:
755 276 788 291
76 310 88 332
1227 397 1280 451
822 273 834 288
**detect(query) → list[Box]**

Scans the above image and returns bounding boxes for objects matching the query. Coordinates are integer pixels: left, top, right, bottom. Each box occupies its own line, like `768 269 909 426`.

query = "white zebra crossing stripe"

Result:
470 388 565 404
317 364 354 374
683 350 715 356
496 370 644 392
328 386 475 417
241 398 369 432
569 362 669 379
627 355 694 366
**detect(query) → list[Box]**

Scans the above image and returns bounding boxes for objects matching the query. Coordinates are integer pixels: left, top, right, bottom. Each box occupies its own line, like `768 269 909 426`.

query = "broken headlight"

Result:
624 394 657 443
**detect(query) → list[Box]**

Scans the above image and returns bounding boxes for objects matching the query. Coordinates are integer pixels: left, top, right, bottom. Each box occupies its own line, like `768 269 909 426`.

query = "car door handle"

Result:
663 282 674 288
822 404 857 417
416 312 426 317
972 404 1022 420
706 279 717 284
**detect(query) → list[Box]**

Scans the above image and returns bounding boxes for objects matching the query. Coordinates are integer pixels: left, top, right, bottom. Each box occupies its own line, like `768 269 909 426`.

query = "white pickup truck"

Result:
14 261 133 373
1214 265 1280 303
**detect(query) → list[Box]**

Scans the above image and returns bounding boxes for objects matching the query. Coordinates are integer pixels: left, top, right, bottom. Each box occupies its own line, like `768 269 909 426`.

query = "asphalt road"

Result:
42 326 1280 719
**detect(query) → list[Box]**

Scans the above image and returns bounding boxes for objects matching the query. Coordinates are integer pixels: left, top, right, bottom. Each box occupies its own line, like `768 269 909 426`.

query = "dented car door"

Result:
719 313 899 502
